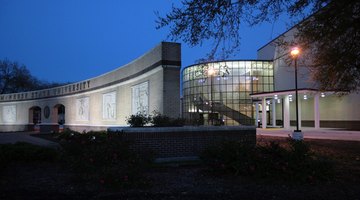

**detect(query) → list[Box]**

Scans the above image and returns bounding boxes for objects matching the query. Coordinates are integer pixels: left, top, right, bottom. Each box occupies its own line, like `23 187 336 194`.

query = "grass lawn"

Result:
1 134 359 200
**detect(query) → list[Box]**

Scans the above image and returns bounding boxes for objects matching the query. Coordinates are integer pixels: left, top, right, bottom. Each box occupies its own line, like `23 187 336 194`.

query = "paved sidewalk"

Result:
0 132 60 148
1 128 359 148
257 127 360 141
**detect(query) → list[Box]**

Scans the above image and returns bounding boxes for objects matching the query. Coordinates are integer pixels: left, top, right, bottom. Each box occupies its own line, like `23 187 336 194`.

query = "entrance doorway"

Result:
53 104 65 125
29 106 41 124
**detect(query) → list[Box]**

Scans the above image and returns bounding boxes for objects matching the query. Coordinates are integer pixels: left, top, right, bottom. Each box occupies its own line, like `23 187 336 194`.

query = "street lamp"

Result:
208 67 216 125
290 47 303 139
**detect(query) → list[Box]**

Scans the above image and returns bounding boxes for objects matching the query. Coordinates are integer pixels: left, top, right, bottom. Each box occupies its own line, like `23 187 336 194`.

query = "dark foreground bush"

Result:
59 130 154 188
201 138 334 182
0 142 59 170
126 112 186 127
126 113 151 127
151 112 185 127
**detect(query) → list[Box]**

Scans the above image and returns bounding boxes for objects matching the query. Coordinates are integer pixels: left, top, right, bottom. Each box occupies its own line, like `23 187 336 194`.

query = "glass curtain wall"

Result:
182 60 273 125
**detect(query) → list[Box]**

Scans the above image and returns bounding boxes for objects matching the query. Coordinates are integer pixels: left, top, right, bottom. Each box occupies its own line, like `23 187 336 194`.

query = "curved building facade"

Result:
182 60 274 126
0 42 181 132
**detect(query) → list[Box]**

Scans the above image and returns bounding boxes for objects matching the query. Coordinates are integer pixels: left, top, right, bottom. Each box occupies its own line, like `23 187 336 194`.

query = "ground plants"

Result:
59 130 153 188
201 138 334 182
126 113 151 127
0 142 59 170
126 112 185 127
151 111 185 127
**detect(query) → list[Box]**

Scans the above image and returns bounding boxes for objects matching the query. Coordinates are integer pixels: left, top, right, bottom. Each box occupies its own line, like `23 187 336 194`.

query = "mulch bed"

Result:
1 135 359 200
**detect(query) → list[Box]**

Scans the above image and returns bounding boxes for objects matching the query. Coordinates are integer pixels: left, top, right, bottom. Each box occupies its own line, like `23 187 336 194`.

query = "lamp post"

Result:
290 47 303 139
208 67 215 125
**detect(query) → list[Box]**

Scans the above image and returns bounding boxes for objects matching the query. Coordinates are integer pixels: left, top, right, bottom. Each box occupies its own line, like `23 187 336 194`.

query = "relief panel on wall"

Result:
2 105 16 123
102 91 116 120
132 81 149 115
76 97 89 121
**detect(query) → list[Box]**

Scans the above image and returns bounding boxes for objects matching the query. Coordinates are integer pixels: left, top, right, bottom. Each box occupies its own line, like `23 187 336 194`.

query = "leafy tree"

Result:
157 0 360 92
294 1 360 92
0 59 65 94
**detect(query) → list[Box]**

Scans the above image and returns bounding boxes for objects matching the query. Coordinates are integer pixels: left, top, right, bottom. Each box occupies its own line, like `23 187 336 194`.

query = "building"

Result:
1 27 359 132
182 27 360 130
253 27 360 130
0 42 181 132
182 60 274 126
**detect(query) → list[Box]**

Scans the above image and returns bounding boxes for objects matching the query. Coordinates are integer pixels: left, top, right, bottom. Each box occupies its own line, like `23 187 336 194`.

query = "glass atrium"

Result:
182 60 274 125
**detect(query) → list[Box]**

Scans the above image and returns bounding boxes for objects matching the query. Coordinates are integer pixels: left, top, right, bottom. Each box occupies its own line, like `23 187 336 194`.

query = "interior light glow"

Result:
208 67 216 76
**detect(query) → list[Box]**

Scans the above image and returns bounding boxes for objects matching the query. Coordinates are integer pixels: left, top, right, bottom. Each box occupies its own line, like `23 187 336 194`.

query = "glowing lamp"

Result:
291 47 300 58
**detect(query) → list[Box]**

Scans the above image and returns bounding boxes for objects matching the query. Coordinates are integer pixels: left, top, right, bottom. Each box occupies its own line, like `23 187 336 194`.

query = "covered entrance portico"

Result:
251 89 329 130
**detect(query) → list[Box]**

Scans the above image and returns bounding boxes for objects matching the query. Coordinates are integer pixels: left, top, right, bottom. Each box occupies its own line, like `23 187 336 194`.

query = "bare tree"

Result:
0 59 65 94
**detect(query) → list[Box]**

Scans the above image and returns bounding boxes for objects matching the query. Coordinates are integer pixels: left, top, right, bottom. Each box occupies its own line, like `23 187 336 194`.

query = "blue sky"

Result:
0 0 291 83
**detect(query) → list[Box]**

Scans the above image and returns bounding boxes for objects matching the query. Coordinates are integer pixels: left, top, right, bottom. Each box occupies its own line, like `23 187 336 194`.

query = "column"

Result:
314 93 320 129
262 97 267 129
255 102 259 127
283 95 290 129
272 99 276 127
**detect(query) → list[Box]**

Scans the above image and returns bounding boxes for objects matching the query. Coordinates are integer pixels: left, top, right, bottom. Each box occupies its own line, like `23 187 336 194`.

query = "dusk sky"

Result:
0 0 291 83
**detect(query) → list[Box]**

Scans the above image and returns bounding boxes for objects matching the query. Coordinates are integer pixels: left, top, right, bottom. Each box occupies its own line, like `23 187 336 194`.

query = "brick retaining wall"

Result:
108 126 256 161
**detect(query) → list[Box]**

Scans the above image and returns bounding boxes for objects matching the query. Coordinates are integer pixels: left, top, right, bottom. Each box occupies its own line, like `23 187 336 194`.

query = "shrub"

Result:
126 113 151 127
169 117 186 127
151 112 186 127
201 138 334 182
0 142 59 170
59 130 153 188
151 112 171 127
150 111 186 127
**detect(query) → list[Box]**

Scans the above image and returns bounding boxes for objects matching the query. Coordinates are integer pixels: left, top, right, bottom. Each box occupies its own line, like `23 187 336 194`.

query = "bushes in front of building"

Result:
0 142 59 170
59 129 153 188
125 113 151 127
151 111 185 127
126 111 185 127
201 138 334 182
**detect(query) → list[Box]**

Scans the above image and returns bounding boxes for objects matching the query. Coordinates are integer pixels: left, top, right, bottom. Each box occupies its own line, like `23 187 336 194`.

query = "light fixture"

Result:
290 46 302 137
290 47 300 58
303 94 307 100
208 67 216 76
321 93 325 98
274 95 278 99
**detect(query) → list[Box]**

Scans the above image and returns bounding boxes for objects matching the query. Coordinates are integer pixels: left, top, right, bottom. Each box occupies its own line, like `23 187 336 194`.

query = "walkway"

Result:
1 128 360 148
257 127 360 141
0 132 60 148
